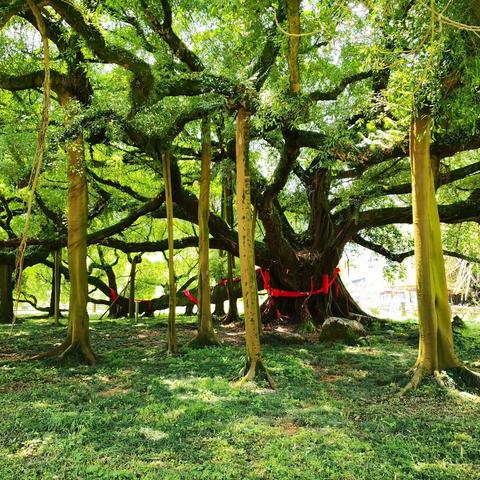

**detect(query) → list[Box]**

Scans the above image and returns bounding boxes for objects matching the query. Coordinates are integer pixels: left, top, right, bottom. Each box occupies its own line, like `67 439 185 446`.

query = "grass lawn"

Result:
1 316 480 480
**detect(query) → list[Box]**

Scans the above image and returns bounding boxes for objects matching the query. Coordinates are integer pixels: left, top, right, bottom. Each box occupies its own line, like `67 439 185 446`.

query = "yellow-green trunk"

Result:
192 117 219 346
410 111 459 373
236 106 262 366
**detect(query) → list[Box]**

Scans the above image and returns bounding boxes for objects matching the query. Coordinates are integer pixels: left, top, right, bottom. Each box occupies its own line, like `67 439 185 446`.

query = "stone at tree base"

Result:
319 317 366 343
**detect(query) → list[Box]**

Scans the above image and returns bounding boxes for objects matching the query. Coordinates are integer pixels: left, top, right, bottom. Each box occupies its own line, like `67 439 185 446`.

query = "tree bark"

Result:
402 109 465 392
34 94 96 365
0 264 13 324
191 117 220 346
128 254 142 319
48 249 62 324
222 165 240 323
163 152 178 354
236 106 274 387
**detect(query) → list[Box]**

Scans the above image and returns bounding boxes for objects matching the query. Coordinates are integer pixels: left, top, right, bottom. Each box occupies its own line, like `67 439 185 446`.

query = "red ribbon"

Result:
183 289 198 305
259 267 340 298
109 288 118 302
182 268 341 308
108 289 156 313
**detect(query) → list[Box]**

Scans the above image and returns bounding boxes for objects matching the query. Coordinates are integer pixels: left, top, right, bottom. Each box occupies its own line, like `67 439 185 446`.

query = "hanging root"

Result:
31 340 96 366
235 358 276 389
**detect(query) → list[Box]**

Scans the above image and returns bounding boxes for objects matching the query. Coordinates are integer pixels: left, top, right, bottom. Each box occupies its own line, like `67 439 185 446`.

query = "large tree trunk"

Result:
403 110 460 390
191 117 220 346
236 106 274 387
258 168 367 326
0 264 13 324
163 152 178 354
259 261 365 326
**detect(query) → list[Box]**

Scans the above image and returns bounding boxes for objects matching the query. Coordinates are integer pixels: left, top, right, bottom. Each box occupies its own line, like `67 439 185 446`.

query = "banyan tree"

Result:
0 1 480 366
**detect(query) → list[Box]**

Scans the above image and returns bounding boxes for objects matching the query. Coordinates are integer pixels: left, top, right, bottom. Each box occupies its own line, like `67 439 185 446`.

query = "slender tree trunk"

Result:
0 264 13 324
50 249 62 324
222 167 240 323
212 301 225 317
191 117 220 346
163 152 178 354
236 106 274 387
34 94 96 364
128 255 141 319
400 109 479 392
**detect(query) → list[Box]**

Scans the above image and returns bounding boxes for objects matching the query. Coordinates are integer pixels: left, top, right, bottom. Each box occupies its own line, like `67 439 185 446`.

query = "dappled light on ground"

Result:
1 317 480 479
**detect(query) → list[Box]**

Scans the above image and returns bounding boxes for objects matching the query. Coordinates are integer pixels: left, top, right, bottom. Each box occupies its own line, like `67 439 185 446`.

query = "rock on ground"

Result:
319 317 366 343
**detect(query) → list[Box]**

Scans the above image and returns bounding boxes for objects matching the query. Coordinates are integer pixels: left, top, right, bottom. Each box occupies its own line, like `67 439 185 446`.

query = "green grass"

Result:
1 317 480 480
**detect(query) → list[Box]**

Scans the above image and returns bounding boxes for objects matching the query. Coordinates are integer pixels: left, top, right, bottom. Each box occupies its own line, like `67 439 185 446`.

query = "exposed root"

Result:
400 366 425 396
235 358 276 389
400 364 480 395
31 340 96 366
451 366 480 389
188 331 222 348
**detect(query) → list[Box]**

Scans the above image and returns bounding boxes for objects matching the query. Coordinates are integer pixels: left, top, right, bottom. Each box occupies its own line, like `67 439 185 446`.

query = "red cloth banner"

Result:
259 267 340 298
